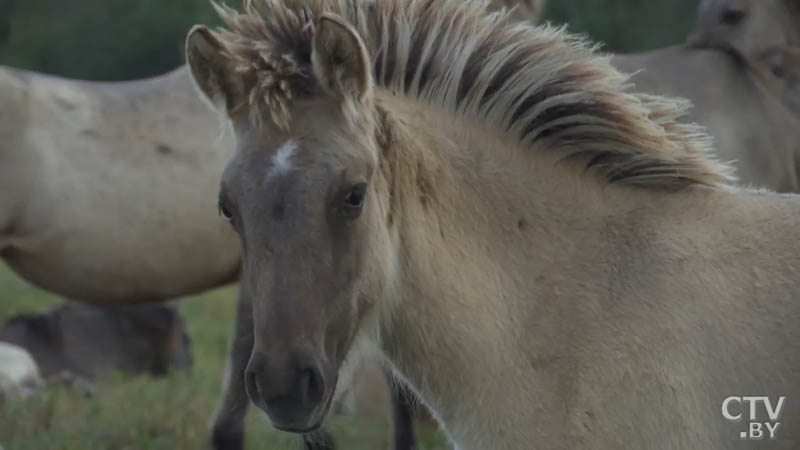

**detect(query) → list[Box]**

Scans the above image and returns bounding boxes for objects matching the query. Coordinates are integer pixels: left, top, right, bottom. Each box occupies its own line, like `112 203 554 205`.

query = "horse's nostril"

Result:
245 352 328 419
250 372 261 396
299 366 325 407
245 369 268 409
721 8 746 25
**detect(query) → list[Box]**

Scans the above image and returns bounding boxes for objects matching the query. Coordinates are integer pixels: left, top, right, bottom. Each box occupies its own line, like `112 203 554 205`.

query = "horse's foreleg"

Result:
210 289 253 450
389 370 418 450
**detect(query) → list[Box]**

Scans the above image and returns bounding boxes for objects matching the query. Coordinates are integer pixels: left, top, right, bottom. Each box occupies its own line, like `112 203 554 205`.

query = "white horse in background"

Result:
0 66 239 305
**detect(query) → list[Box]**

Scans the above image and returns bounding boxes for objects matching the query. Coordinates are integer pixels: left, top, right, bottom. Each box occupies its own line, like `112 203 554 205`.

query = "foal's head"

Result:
688 0 800 58
187 9 389 432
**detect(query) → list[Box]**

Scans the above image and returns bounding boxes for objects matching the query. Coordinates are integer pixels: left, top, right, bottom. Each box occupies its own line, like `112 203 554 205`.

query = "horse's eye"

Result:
721 8 745 25
218 201 233 220
342 183 367 217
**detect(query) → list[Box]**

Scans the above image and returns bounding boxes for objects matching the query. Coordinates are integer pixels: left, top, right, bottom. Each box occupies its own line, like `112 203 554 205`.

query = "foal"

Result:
187 0 800 448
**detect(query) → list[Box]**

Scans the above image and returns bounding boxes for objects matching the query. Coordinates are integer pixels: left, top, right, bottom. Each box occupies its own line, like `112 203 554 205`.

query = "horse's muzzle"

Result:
245 349 333 432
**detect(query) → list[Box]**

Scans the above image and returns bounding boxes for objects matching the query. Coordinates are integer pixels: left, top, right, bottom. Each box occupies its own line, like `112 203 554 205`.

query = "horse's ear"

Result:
186 25 246 113
312 14 372 103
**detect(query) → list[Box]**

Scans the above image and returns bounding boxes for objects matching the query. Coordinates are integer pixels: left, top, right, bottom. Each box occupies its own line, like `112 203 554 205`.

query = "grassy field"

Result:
0 264 448 449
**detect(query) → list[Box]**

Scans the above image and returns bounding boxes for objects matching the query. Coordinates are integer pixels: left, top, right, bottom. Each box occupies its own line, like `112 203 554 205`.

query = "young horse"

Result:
688 0 800 58
612 46 800 192
686 0 800 117
188 0 800 448
0 64 412 450
689 0 800 99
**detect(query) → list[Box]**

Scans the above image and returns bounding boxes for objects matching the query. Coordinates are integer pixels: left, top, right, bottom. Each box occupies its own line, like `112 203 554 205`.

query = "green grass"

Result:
0 264 449 449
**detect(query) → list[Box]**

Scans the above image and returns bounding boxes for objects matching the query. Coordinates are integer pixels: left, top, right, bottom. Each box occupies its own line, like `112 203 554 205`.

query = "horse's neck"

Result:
372 94 800 448
373 93 650 446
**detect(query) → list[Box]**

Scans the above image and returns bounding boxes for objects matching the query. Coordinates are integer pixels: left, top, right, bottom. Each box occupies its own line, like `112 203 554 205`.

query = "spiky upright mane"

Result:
210 0 734 188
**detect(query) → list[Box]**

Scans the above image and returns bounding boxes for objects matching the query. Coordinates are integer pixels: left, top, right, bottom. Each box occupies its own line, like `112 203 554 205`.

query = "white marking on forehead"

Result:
265 139 297 182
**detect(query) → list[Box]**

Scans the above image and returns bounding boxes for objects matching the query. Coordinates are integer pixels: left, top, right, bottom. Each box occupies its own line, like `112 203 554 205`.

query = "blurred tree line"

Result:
0 0 220 79
543 0 699 53
0 0 700 80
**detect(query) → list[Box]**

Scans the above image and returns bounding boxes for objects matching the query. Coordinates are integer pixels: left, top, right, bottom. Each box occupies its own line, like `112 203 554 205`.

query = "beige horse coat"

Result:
689 0 800 114
494 0 800 192
613 47 800 192
0 66 239 305
688 0 800 59
186 0 800 448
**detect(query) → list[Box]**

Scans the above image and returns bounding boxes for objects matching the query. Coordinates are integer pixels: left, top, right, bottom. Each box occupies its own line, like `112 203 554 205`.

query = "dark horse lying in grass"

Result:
0 301 193 381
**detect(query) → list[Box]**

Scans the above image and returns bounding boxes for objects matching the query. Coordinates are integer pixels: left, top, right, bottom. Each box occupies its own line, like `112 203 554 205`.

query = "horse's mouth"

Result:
270 386 335 434
274 423 322 433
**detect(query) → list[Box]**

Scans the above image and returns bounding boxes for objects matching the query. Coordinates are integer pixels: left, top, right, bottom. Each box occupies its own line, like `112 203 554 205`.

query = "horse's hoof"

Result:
210 427 244 450
302 429 336 450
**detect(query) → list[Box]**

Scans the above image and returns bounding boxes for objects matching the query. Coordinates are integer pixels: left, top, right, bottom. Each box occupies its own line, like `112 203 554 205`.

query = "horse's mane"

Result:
210 0 734 188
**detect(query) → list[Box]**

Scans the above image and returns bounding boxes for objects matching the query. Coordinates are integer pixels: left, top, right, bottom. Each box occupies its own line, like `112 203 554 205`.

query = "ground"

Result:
0 264 448 450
